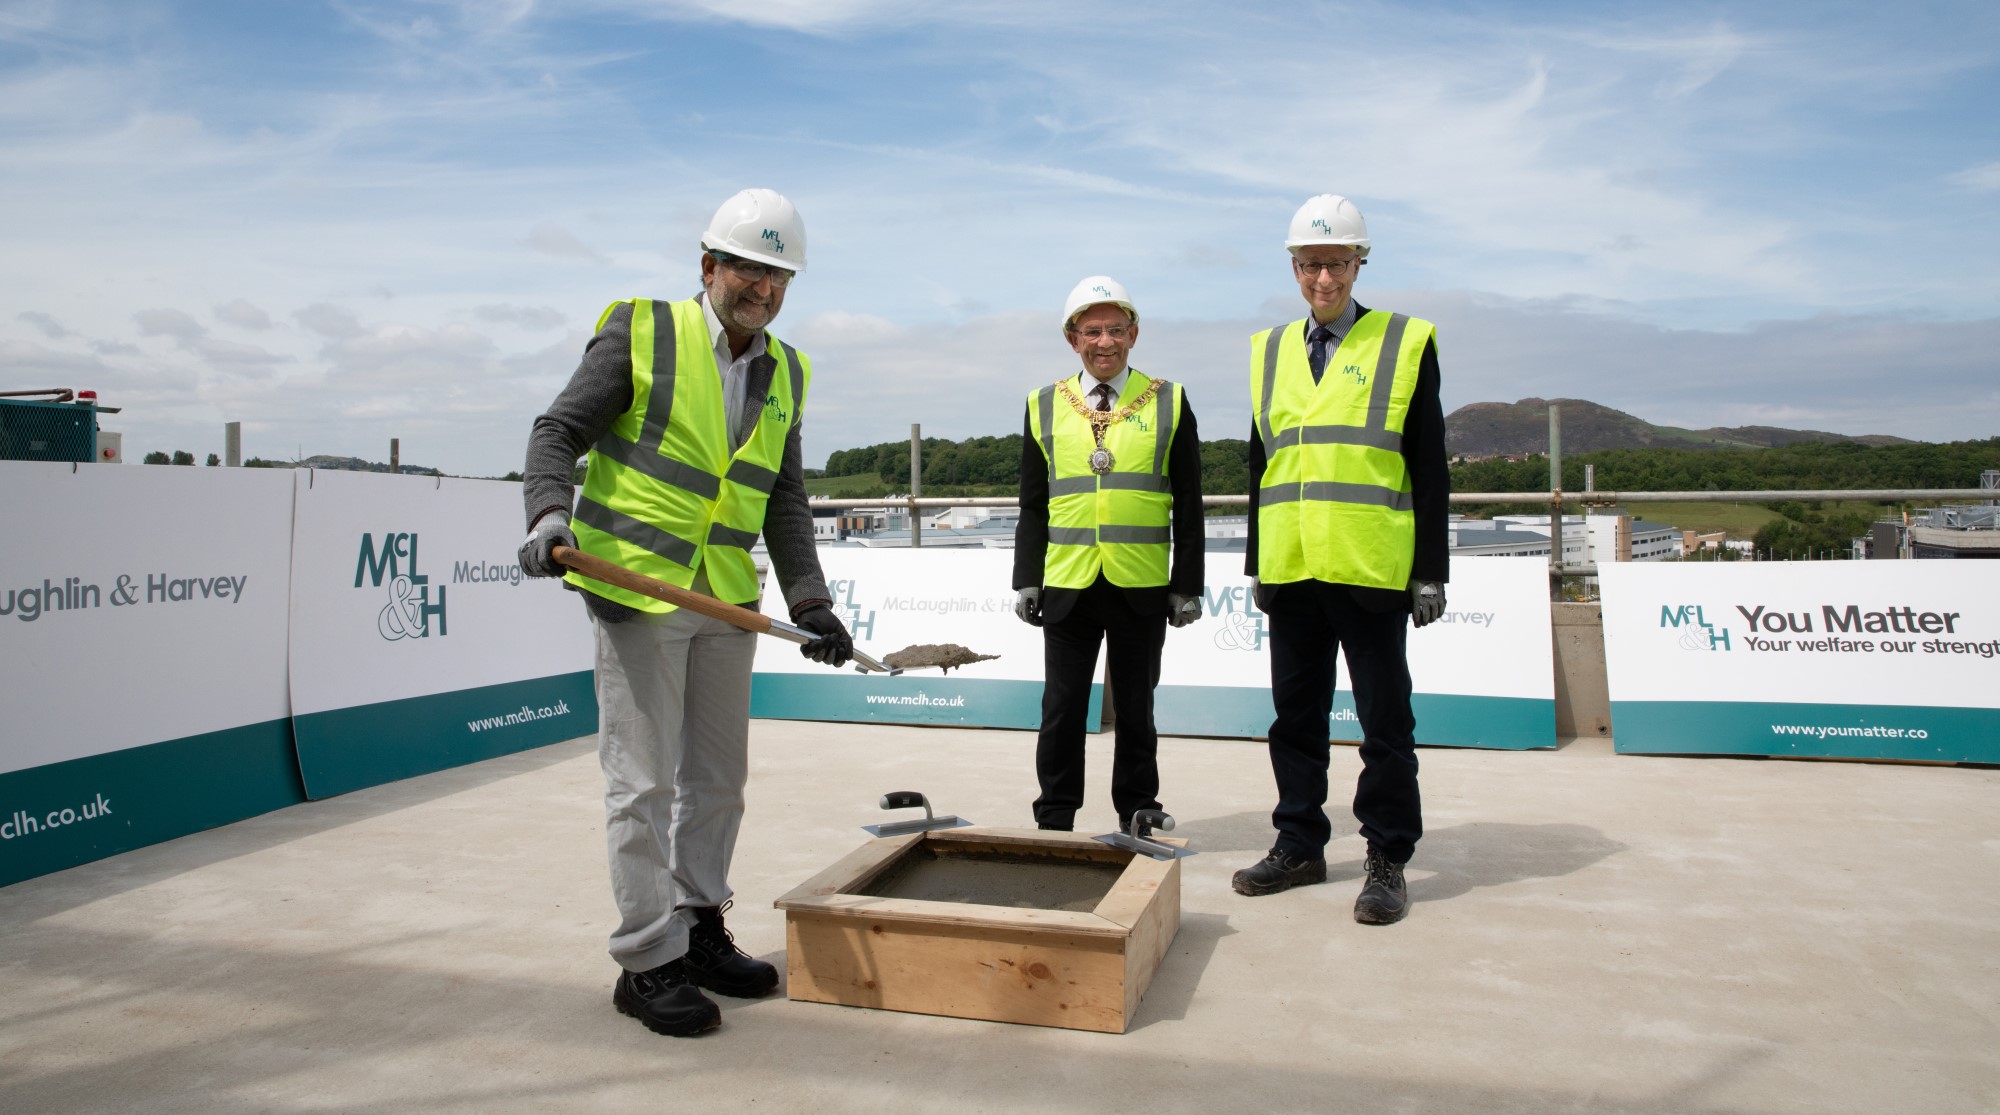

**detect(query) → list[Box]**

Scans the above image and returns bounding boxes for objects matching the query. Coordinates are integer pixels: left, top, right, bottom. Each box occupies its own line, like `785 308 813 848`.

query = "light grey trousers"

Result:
592 601 757 972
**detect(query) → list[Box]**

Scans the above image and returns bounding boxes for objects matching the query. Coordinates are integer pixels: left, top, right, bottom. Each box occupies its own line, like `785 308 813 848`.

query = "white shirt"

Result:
1074 367 1132 409
700 293 766 449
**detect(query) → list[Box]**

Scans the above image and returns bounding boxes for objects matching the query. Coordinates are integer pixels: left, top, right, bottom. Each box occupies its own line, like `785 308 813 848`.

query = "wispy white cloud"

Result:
215 299 273 330
295 304 366 340
1 0 1994 475
17 310 71 339
132 308 206 339
474 303 569 330
1948 161 2000 191
523 221 609 263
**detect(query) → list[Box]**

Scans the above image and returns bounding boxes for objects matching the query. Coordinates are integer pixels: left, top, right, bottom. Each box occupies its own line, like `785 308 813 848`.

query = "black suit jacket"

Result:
1013 379 1205 625
1244 301 1450 615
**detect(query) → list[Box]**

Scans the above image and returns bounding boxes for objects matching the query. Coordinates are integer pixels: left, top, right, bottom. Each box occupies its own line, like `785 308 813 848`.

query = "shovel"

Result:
552 545 902 676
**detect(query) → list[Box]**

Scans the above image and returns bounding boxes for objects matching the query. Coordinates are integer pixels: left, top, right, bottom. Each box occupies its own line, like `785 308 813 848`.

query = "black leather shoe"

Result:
684 901 779 998
1353 848 1409 925
613 958 721 1037
1231 848 1327 896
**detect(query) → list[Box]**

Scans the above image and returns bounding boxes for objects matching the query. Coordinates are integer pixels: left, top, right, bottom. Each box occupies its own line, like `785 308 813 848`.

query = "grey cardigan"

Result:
522 296 832 623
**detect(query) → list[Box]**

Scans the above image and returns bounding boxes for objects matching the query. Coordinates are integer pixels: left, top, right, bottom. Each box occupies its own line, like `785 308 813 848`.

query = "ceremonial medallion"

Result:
1089 447 1115 474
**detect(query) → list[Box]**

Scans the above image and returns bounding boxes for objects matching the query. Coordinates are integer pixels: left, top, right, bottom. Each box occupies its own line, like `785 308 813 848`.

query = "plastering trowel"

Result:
1093 809 1196 861
862 791 973 837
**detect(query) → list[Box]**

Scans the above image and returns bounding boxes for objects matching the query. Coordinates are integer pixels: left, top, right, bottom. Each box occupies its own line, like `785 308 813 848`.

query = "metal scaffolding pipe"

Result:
799 489 1995 511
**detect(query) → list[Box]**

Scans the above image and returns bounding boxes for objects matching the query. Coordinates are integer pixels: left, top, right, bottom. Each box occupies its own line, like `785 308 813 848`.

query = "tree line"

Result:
1450 438 2000 495
820 433 2000 501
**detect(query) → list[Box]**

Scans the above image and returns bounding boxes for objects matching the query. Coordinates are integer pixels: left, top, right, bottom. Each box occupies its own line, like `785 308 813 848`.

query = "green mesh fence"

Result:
0 399 100 462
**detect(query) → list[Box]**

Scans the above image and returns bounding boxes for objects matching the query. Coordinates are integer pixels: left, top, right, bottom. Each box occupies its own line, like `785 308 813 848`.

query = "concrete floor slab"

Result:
2 724 1996 1114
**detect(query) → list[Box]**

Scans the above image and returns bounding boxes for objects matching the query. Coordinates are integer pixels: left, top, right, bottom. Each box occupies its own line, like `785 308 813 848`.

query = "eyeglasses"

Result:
708 250 796 288
1294 257 1364 278
1073 325 1133 341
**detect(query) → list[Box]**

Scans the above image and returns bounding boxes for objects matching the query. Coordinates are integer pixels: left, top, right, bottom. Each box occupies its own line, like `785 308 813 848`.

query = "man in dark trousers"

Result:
1013 276 1205 833
1232 194 1449 925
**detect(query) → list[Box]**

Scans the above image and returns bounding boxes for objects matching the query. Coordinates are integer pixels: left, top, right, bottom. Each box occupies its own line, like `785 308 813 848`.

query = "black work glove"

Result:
794 604 853 667
1411 580 1445 628
518 509 576 578
1014 587 1043 627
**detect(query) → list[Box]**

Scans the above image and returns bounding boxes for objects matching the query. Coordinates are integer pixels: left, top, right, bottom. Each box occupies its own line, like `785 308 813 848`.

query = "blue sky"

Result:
3 0 1997 475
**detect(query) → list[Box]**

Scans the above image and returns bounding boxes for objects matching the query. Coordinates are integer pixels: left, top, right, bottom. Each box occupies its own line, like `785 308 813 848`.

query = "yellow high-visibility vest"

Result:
565 297 809 609
1027 371 1184 589
1249 311 1431 589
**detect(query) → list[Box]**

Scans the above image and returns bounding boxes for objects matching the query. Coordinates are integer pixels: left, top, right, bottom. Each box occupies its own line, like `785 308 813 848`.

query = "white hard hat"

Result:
1285 194 1370 257
1061 275 1138 331
700 188 806 272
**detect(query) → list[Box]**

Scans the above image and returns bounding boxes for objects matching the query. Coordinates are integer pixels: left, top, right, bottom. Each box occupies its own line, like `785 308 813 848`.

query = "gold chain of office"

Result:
1056 378 1164 474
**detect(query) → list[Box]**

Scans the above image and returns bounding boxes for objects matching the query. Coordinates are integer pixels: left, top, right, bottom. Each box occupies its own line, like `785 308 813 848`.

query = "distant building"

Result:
1865 499 2000 560
1452 520 1576 560
1490 511 1678 564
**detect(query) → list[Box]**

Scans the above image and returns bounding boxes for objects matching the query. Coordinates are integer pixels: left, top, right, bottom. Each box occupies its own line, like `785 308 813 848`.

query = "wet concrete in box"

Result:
854 845 1129 912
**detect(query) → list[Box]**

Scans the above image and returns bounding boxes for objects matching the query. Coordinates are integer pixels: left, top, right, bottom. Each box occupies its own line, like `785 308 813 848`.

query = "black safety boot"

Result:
1353 848 1409 925
684 901 779 998
1231 848 1328 896
613 958 721 1037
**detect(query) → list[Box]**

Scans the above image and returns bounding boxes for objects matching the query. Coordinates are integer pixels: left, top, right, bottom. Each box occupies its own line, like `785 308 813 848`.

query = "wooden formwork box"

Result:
774 826 1182 1034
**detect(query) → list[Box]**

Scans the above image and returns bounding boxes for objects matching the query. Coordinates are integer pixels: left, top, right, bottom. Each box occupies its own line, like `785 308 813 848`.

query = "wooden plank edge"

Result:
778 893 1129 938
773 832 921 907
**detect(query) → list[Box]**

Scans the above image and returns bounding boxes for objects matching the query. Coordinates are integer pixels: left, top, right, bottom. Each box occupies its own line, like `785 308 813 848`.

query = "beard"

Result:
707 279 775 335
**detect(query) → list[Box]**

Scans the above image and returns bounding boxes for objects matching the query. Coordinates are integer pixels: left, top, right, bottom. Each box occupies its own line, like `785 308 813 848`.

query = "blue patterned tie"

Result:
1309 325 1334 384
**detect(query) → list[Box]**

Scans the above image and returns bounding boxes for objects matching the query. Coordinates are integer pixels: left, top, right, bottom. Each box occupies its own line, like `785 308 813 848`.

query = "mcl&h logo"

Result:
355 532 447 641
828 577 875 641
1204 583 1268 652
1660 604 1730 651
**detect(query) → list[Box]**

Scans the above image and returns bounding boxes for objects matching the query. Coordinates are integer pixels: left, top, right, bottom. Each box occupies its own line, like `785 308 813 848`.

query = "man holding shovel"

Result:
516 188 852 1037
1013 276 1206 834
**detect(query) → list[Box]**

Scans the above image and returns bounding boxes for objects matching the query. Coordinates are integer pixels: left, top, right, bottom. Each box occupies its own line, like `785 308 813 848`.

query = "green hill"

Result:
1445 398 1914 457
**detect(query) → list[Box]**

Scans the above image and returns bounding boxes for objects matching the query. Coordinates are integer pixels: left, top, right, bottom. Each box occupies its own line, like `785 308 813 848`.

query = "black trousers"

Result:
1033 579 1167 830
1265 585 1422 863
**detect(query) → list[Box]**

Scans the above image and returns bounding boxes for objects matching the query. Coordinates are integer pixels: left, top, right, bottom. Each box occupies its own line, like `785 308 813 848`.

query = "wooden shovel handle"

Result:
552 545 775 636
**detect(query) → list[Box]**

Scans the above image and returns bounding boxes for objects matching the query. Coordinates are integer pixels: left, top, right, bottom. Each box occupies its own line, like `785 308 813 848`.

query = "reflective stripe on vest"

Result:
1027 372 1182 590
565 297 810 609
1250 311 1430 589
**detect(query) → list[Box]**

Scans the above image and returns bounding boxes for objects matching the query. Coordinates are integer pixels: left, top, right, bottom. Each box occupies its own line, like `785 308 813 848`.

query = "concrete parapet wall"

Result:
1551 603 1610 738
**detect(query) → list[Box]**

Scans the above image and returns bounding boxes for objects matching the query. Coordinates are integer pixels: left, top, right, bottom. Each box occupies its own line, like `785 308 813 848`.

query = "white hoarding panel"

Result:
1 462 301 886
1155 555 1557 748
1600 562 2000 760
750 548 1099 730
288 471 596 798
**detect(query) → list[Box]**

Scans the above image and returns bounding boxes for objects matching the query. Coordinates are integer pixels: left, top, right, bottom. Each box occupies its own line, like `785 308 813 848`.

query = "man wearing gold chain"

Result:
1012 276 1206 832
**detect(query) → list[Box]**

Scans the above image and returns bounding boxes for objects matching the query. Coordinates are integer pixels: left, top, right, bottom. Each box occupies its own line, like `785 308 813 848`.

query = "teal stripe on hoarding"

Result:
750 673 1096 732
1612 700 2000 762
293 670 598 800
1155 685 1556 749
0 719 304 889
